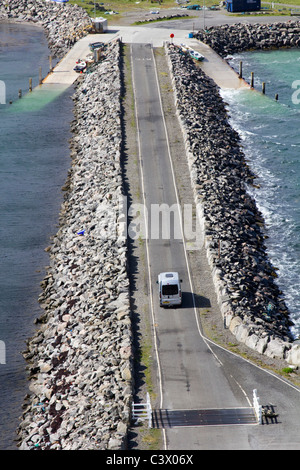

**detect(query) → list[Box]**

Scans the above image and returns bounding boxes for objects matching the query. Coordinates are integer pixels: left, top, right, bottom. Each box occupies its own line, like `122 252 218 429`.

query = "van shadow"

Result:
180 291 211 310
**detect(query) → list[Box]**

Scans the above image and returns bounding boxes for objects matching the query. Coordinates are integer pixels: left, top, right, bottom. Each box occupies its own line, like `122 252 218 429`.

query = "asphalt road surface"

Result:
130 41 300 450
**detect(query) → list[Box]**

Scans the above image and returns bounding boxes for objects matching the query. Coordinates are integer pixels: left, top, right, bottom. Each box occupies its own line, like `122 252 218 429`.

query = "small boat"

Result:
189 50 205 61
74 61 86 73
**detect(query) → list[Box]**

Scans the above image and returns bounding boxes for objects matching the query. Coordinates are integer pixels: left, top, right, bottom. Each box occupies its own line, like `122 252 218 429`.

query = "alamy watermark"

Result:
292 80 300 104
0 80 6 105
82 196 205 251
0 341 6 364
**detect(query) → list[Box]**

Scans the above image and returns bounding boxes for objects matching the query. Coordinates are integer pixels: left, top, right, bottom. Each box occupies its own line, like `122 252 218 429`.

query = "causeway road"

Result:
130 42 300 450
41 24 300 449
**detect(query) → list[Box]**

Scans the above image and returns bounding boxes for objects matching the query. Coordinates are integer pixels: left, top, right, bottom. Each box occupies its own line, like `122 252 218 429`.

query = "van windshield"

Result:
162 284 178 296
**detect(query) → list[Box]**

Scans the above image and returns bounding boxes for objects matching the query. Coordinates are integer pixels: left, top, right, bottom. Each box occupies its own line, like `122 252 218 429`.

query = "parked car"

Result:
186 4 201 9
89 42 104 51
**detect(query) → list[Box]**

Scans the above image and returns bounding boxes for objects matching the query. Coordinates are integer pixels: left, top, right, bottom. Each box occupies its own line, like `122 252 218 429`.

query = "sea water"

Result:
224 49 300 338
0 23 73 449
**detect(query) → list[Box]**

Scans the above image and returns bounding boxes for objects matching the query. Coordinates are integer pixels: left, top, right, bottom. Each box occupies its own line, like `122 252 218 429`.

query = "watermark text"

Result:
0 341 6 364
292 80 300 104
0 80 6 105
89 196 204 251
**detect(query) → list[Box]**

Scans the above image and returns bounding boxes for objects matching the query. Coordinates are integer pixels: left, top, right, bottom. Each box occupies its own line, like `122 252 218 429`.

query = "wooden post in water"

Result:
262 82 266 94
275 93 279 101
251 72 254 88
39 67 42 85
49 55 53 73
239 61 243 79
29 78 32 92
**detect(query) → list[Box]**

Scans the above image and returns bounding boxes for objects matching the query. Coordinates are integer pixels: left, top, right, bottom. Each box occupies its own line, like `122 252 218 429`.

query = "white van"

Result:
157 272 182 308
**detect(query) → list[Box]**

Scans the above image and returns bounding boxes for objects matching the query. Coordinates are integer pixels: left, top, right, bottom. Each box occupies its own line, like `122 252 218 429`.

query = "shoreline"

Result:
191 21 300 366
0 0 91 58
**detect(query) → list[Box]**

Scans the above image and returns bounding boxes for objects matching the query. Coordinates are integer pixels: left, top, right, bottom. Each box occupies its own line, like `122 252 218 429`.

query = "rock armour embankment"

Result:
17 41 133 450
0 0 91 57
194 21 300 57
166 44 300 364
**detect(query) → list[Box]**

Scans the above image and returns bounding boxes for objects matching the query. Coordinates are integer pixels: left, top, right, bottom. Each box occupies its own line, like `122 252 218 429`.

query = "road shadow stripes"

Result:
152 408 257 428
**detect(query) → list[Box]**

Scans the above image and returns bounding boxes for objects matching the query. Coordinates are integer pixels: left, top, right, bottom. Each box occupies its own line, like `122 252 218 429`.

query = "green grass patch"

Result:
263 0 300 6
137 333 155 396
141 427 162 449
281 367 295 375
69 0 181 18
69 0 106 17
69 0 300 21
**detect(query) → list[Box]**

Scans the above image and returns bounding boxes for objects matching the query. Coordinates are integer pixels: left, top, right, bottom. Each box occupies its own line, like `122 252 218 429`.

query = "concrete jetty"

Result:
184 39 250 90
105 26 250 90
42 26 249 91
43 34 100 86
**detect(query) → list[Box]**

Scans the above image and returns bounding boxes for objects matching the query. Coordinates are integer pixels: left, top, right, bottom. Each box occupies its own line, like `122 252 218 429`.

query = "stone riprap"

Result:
194 21 300 58
135 12 189 24
166 44 299 363
0 0 91 57
17 40 133 450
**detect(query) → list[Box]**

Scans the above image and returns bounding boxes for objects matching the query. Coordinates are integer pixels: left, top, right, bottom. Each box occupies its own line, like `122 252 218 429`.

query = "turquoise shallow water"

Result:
225 49 300 338
0 23 73 449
